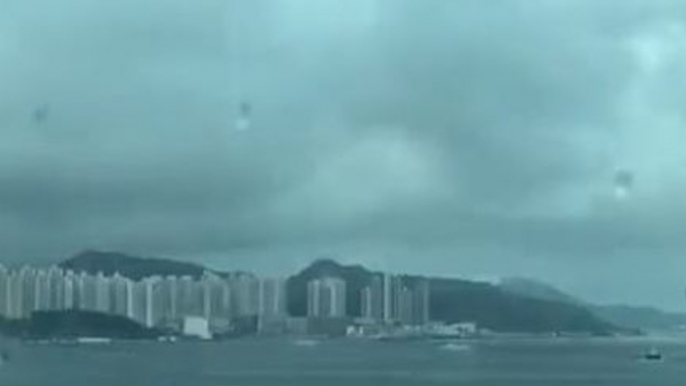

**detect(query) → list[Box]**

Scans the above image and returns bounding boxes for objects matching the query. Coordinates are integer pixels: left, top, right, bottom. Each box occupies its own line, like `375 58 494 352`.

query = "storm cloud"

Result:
2 0 686 309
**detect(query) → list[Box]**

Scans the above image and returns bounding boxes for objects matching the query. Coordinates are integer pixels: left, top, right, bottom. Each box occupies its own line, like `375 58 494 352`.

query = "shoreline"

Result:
11 331 675 347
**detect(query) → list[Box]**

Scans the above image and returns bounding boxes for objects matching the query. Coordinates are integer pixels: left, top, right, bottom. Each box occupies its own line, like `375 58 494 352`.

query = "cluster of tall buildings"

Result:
0 265 287 334
0 264 431 336
307 274 430 326
360 274 430 326
307 277 347 318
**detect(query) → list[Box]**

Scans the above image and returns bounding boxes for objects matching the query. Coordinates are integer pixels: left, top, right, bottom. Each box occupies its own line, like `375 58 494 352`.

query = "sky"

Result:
1 0 686 310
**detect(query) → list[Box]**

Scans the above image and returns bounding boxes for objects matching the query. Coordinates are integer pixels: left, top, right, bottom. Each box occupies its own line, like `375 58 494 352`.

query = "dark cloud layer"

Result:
2 0 686 309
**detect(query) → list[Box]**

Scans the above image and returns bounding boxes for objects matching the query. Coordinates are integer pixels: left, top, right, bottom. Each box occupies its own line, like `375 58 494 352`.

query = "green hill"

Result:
56 252 617 334
500 277 686 331
288 259 615 333
60 250 209 280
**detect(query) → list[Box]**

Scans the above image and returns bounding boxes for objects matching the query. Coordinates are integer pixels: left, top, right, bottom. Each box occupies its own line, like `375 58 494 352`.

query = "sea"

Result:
1 336 685 385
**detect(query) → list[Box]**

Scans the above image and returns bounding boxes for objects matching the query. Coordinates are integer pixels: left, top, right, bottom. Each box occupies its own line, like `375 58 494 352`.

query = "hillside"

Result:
60 250 209 280
288 260 615 333
57 252 621 334
500 277 686 331
500 277 580 305
590 305 686 331
286 259 374 317
431 278 611 333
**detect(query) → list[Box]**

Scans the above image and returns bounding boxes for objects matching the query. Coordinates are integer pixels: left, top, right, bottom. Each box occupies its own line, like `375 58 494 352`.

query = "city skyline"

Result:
361 274 429 326
1 0 684 383
0 265 290 331
0 261 433 336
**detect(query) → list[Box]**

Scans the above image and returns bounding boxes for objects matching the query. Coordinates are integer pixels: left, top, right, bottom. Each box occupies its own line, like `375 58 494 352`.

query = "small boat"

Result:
157 336 178 343
75 337 113 345
293 339 320 347
439 343 471 352
643 347 662 361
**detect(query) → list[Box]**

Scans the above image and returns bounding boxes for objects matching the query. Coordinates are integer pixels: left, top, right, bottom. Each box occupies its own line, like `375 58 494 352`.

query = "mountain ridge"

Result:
286 259 614 333
499 277 686 331
60 250 211 280
59 250 616 333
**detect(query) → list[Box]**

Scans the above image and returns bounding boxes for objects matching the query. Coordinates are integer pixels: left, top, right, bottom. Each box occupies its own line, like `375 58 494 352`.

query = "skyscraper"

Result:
215 277 232 321
0 265 9 318
158 276 179 323
111 273 132 317
259 277 287 318
362 274 430 326
72 272 85 311
398 286 414 325
176 275 199 318
383 273 398 323
232 273 259 317
20 267 37 317
131 277 162 328
413 280 430 325
395 278 430 326
200 273 232 322
63 270 76 310
80 272 98 311
257 277 287 334
149 276 165 327
47 266 64 311
360 275 383 321
131 279 147 326
94 272 111 314
307 277 346 318
14 266 39 319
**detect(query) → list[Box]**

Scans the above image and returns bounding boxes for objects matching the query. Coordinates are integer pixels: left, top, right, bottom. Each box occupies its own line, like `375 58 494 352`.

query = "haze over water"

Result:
1 338 685 385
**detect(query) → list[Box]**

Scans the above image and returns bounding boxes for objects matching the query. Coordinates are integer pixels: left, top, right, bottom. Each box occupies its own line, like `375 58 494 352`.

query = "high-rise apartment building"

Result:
94 272 111 314
131 277 162 328
47 266 64 311
259 277 287 318
177 276 200 317
307 277 346 318
0 265 297 333
200 273 232 322
361 275 384 321
110 273 132 317
232 273 259 317
0 265 9 318
63 270 76 310
80 273 98 312
361 274 430 326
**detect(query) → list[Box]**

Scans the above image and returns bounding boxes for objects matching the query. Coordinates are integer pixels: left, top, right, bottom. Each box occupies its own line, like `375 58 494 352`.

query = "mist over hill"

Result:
500 277 686 331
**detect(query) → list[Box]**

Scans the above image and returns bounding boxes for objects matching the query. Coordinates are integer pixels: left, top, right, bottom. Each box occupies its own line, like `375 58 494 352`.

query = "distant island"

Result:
500 277 686 332
56 250 621 335
287 259 616 334
4 250 679 341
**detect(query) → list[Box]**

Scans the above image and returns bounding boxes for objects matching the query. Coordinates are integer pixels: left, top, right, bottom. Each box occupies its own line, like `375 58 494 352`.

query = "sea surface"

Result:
1 336 685 385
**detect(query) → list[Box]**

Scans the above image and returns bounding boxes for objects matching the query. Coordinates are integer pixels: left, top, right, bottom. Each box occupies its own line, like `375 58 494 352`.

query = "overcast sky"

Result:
2 0 686 310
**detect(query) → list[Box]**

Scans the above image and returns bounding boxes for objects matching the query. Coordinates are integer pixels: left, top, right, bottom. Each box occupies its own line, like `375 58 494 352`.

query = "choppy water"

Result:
1 337 685 385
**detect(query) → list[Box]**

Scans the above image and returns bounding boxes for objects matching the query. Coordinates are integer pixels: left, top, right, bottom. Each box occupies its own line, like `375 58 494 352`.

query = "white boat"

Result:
439 342 472 352
293 339 320 347
158 336 178 343
76 337 113 345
